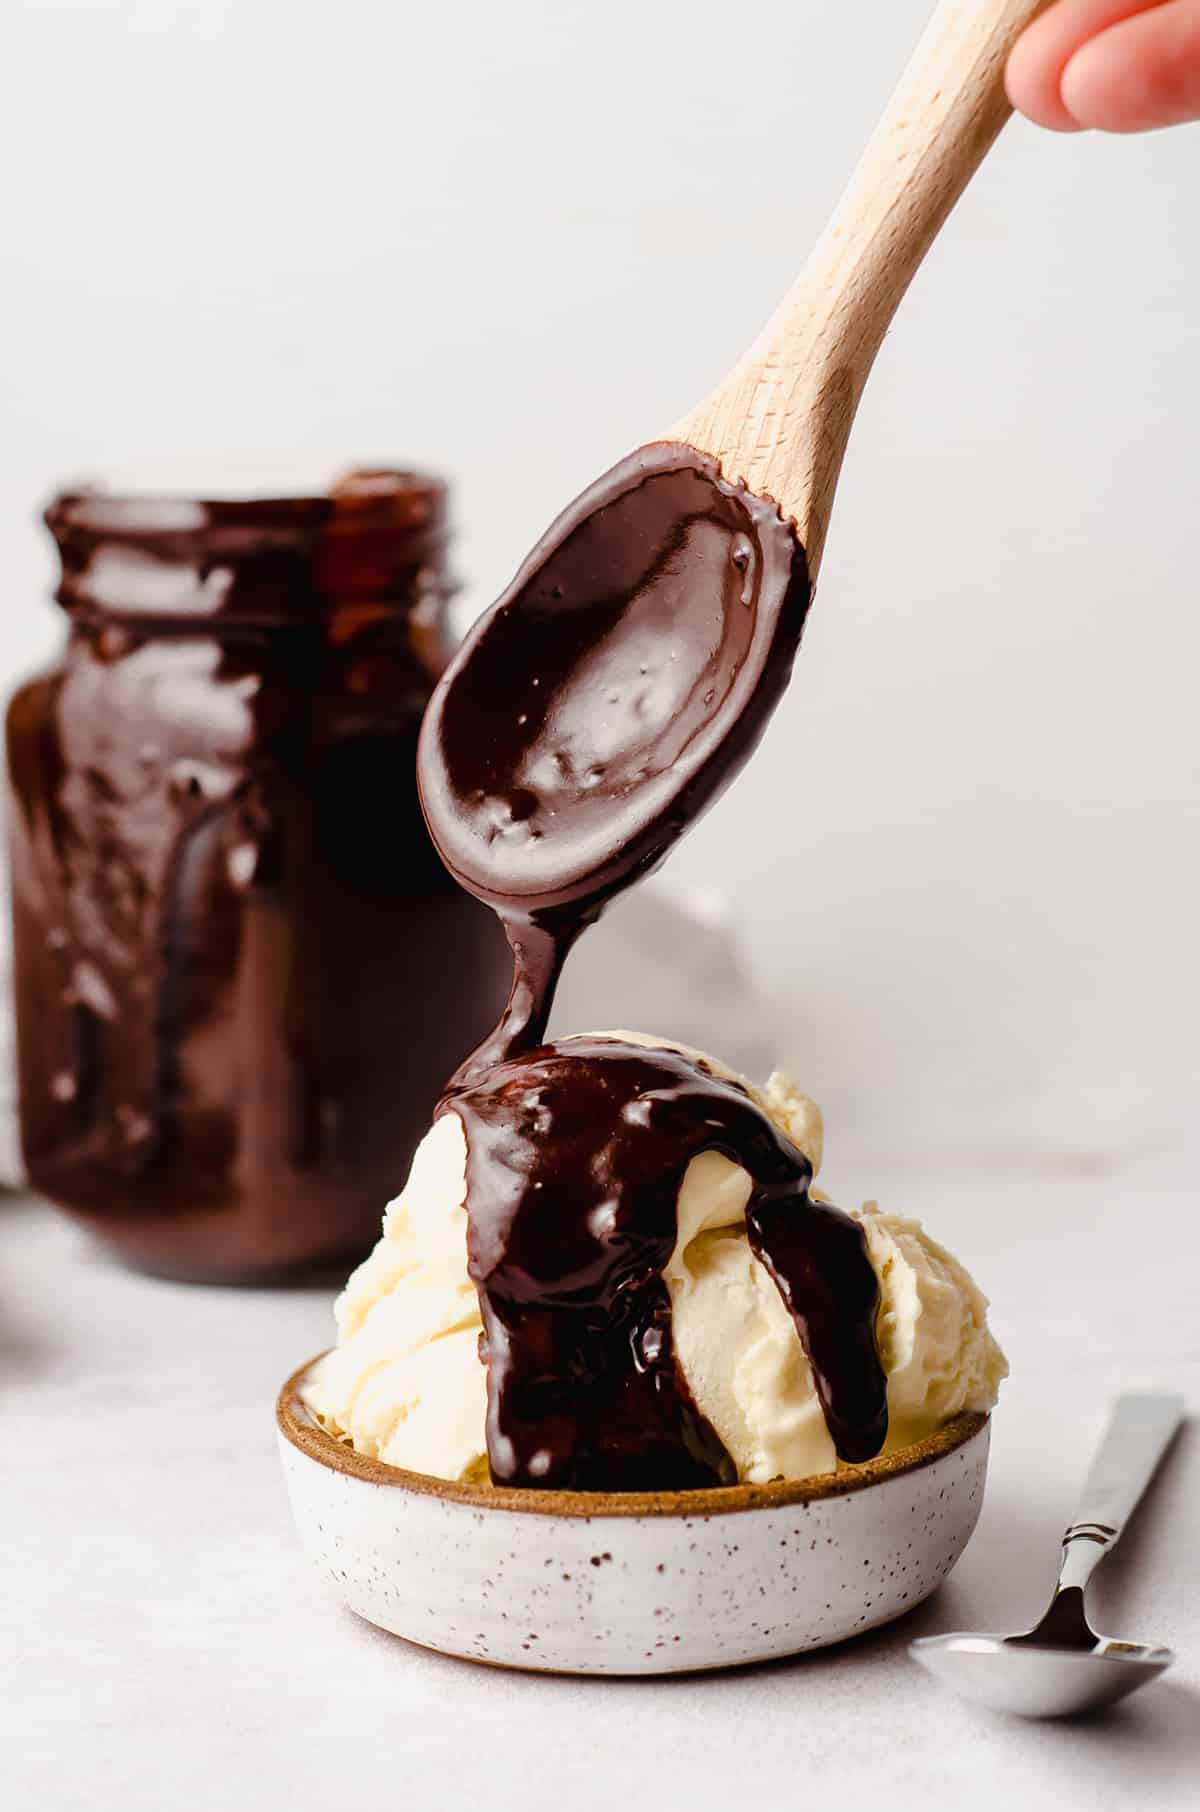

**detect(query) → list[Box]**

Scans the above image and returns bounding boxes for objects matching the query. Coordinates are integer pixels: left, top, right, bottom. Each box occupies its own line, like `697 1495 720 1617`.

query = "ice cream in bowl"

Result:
275 0 1060 1672
280 427 1006 1672
277 1032 1004 1674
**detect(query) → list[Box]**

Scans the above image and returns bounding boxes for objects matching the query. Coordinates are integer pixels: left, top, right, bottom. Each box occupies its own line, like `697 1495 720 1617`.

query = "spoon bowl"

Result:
417 446 810 921
910 1631 1175 1719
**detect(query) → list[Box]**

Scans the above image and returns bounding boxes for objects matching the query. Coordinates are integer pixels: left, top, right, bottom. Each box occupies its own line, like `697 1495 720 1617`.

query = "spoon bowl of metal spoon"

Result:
911 1392 1183 1718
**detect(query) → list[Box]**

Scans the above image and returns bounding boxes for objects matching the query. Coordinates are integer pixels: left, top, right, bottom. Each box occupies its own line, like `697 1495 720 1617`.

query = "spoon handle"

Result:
1056 1392 1185 1594
674 0 1052 576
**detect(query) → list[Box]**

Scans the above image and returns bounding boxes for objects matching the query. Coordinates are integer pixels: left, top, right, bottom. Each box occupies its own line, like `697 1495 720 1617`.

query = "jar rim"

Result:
45 466 447 540
43 467 453 624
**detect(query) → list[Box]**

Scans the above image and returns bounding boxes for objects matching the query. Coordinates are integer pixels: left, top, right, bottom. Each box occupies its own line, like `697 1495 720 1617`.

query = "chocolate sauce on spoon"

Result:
419 444 810 1082
417 443 887 1490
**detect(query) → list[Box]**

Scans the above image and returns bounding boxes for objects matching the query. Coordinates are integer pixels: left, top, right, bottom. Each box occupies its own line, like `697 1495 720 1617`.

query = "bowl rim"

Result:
277 1353 989 1520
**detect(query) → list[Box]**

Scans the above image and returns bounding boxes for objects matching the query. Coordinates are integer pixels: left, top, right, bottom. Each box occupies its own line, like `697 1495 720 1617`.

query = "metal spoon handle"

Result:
1057 1392 1184 1592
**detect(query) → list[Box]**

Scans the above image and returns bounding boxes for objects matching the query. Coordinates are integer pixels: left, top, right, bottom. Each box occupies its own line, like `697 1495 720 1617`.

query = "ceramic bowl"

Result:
277 1355 989 1676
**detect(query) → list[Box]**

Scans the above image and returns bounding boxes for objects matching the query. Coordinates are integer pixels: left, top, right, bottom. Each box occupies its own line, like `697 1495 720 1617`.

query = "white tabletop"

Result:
5 1125 1198 1812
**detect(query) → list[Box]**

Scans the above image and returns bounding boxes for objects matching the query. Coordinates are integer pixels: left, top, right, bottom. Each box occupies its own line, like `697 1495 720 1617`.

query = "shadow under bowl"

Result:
277 1354 990 1676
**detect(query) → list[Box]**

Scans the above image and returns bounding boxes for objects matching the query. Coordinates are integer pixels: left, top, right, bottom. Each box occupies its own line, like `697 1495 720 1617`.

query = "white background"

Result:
2 0 1197 1165
1 4 1198 1807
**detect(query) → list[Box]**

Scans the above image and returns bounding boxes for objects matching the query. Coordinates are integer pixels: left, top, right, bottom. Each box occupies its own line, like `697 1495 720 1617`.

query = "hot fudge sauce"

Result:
455 1038 885 1490
417 442 887 1489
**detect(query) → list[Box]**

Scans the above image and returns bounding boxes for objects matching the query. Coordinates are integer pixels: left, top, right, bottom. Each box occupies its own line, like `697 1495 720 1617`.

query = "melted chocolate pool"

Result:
418 443 888 1489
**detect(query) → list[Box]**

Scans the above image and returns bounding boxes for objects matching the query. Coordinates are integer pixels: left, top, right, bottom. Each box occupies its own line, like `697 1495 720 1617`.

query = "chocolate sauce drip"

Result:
420 444 888 1488
418 444 811 1084
449 1038 885 1488
746 1195 888 1464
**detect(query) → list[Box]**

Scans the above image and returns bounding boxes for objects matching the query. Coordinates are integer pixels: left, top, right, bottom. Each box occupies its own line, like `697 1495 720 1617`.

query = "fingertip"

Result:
1059 34 1146 129
1059 3 1200 131
1006 19 1088 129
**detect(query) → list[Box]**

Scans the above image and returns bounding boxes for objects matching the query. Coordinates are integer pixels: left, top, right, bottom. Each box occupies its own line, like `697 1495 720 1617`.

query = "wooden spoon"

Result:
419 0 1052 1077
672 0 1051 579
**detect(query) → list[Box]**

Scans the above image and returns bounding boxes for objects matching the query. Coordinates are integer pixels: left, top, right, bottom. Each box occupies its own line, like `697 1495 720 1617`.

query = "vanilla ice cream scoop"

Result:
306 1035 1006 1486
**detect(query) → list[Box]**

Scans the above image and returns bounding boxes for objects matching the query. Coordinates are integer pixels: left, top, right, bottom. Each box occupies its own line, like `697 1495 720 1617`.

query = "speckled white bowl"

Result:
277 1355 989 1676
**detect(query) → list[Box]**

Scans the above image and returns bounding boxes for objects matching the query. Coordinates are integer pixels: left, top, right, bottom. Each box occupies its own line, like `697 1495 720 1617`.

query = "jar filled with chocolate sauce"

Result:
5 470 509 1282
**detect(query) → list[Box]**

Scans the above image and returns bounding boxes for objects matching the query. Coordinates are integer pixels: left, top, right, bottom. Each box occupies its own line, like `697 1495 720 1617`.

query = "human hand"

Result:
1007 0 1200 130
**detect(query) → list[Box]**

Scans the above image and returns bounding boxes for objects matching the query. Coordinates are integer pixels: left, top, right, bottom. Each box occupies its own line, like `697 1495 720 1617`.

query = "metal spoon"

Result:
910 1392 1183 1718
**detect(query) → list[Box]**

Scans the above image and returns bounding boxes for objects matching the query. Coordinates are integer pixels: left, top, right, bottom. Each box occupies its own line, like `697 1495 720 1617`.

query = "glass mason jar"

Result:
6 470 509 1281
